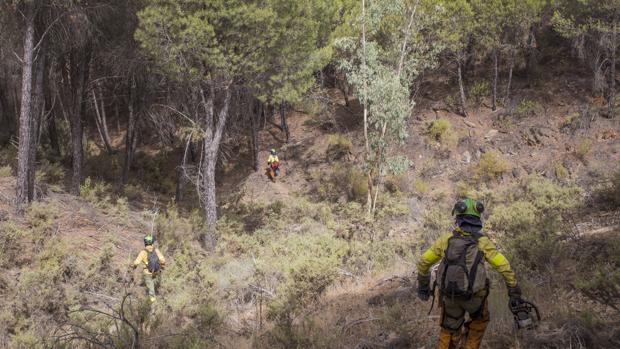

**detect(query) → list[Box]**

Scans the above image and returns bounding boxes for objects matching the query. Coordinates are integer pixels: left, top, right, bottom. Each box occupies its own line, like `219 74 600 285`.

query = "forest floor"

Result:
1 62 620 348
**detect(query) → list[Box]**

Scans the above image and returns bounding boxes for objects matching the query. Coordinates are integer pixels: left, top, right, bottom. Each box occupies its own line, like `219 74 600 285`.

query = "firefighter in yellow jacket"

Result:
267 148 280 176
131 235 166 303
416 198 523 349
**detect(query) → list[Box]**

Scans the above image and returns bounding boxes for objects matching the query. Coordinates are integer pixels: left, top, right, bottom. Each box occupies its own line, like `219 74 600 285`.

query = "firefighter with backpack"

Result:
416 198 524 349
131 235 166 303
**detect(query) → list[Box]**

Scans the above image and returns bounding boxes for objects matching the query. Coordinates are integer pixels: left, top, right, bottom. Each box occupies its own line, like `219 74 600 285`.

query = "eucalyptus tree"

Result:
335 0 442 213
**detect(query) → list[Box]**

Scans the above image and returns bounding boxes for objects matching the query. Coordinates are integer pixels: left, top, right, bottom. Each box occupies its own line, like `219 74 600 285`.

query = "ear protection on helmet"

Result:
452 198 484 217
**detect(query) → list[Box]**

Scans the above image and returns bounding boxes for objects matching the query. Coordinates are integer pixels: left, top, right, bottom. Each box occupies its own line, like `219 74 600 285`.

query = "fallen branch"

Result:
341 316 380 335
249 284 275 298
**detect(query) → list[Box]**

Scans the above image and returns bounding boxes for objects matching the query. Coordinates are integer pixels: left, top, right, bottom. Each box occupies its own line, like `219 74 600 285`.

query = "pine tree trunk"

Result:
175 141 189 204
199 84 231 251
609 23 616 118
68 49 89 195
92 86 114 154
339 78 350 107
47 112 60 156
16 9 36 209
505 51 514 105
200 144 218 250
28 51 46 201
457 60 468 117
250 99 259 171
122 78 137 185
492 48 498 111
280 101 290 143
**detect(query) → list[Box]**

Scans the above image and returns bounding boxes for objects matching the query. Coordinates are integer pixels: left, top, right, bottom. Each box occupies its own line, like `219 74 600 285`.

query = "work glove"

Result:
508 284 523 305
417 274 431 301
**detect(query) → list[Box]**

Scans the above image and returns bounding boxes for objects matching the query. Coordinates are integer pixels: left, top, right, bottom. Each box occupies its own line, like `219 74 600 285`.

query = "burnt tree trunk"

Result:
492 48 498 111
16 7 36 209
199 84 231 251
280 101 289 142
457 60 468 117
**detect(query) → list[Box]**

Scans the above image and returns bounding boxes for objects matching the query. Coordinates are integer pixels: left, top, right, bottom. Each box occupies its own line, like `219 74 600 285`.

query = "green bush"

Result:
593 168 620 209
0 165 11 177
35 159 64 184
25 202 59 247
469 80 490 107
486 176 581 272
310 164 368 203
267 257 337 347
473 150 510 182
576 265 620 312
0 222 24 267
575 137 593 160
123 183 144 201
412 178 429 196
553 161 569 181
326 134 353 162
80 177 112 205
425 118 451 141
512 99 538 118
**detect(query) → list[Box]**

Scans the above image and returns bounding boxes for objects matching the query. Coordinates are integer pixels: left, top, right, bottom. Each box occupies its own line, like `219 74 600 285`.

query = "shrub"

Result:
326 134 352 162
473 150 510 182
576 265 620 313
486 176 581 272
0 222 24 267
310 164 368 203
425 118 457 151
421 206 452 242
553 161 569 181
123 183 144 201
561 112 582 131
469 80 489 107
412 178 429 196
575 137 593 160
25 202 59 247
35 159 64 184
593 168 620 209
512 99 538 118
267 258 337 347
425 118 451 142
0 165 11 177
444 94 458 113
80 177 112 205
384 174 410 194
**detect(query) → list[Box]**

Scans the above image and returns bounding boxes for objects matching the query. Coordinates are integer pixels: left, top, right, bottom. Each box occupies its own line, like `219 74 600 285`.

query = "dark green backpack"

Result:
436 231 487 299
147 250 161 273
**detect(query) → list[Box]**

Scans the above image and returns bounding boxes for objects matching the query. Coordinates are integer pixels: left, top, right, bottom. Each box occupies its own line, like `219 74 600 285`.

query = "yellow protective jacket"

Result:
133 245 166 275
267 155 279 165
417 229 517 287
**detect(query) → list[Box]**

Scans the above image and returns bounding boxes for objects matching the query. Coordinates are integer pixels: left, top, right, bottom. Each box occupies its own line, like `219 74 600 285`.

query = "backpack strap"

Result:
467 249 484 296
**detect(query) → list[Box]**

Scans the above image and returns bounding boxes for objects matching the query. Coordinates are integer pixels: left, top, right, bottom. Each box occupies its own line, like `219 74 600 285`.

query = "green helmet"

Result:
270 148 277 155
144 235 155 246
452 198 484 218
